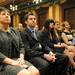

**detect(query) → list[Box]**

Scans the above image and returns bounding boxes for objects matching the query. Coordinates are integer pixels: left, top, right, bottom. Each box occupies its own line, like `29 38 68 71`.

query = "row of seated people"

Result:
55 21 75 74
55 21 75 70
0 6 74 75
19 15 75 75
19 12 69 75
17 12 75 75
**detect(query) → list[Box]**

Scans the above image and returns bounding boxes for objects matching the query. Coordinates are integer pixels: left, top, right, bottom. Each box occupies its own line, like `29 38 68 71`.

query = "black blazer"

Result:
20 28 44 59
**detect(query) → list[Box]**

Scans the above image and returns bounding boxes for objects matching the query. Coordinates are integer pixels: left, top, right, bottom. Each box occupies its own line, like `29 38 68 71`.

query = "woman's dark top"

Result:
40 29 65 53
0 27 25 62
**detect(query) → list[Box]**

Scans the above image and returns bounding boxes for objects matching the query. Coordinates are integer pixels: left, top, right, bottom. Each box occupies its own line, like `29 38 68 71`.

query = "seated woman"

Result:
61 21 75 60
40 19 75 69
0 7 40 75
61 21 74 45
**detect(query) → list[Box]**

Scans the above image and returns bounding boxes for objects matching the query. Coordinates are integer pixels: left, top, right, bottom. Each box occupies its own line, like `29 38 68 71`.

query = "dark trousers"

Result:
54 53 69 75
28 53 69 75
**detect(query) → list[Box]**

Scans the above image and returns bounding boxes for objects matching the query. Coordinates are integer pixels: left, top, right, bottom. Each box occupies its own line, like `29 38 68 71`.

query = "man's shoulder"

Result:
20 28 29 36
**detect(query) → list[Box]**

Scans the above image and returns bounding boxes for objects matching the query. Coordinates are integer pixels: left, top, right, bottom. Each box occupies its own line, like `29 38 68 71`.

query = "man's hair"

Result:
0 7 10 13
24 12 35 21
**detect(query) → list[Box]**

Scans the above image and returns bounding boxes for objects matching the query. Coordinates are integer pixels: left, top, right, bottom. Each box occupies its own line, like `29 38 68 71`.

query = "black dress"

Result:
0 28 32 75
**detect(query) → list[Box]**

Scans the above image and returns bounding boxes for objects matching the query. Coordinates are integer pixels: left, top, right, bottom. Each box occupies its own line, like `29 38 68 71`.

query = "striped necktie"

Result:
32 31 37 40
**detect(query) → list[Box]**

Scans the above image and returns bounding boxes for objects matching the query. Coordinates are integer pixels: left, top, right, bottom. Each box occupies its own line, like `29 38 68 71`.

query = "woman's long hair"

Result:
43 19 56 40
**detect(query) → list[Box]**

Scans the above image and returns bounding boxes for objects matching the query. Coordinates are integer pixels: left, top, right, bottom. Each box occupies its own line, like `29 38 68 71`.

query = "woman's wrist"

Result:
20 53 24 59
3 57 14 65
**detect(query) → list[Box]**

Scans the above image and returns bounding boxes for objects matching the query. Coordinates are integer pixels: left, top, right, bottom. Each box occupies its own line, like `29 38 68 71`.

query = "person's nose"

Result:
33 18 35 21
5 14 9 18
32 19 35 22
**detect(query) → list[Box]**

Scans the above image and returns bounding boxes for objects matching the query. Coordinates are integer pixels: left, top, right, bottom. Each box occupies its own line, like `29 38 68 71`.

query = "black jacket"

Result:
20 28 44 59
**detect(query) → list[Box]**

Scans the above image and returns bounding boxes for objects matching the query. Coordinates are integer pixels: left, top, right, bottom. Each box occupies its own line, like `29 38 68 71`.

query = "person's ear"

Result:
25 21 27 24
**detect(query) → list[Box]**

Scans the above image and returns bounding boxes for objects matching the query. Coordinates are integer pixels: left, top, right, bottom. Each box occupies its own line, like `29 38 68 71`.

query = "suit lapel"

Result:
26 28 38 41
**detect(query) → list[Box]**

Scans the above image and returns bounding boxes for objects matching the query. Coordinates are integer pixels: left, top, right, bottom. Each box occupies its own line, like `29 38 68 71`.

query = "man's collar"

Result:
27 26 35 32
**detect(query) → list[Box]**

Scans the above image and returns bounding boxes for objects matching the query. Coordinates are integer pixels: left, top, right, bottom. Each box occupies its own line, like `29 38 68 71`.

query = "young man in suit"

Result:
20 12 69 75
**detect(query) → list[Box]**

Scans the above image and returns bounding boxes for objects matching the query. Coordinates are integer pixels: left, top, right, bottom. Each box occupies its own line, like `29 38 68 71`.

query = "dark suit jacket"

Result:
20 28 44 60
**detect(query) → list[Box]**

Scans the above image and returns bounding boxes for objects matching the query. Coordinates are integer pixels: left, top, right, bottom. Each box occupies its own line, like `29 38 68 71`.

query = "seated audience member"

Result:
54 21 62 36
15 23 24 32
55 21 62 31
39 19 75 69
61 21 75 65
61 21 74 45
20 12 69 75
0 7 40 75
